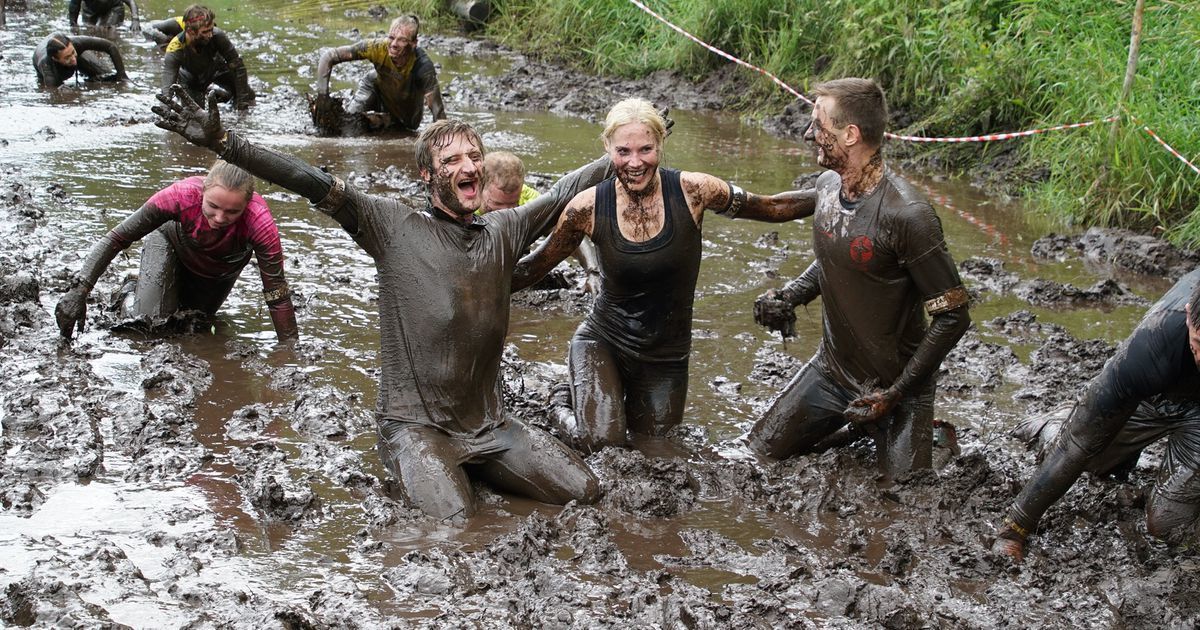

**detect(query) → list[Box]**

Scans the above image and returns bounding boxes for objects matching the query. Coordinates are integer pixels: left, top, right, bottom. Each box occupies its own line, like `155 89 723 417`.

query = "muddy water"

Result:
2 0 1194 627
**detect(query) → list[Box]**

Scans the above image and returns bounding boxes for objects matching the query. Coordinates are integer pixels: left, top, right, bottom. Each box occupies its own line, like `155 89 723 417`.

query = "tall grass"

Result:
481 0 1199 246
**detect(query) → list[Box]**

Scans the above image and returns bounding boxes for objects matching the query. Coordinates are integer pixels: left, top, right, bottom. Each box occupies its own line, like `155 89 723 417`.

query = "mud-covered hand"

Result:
991 520 1027 563
753 289 797 338
235 86 256 111
844 387 901 425
658 107 675 138
55 285 89 340
152 84 226 151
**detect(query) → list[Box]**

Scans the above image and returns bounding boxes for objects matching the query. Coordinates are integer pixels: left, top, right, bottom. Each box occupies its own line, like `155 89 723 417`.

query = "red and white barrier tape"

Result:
627 0 813 106
1129 116 1200 176
886 117 1118 143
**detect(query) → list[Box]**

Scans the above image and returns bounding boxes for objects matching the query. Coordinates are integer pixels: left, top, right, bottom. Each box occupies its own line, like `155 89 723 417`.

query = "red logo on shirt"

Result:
849 235 874 266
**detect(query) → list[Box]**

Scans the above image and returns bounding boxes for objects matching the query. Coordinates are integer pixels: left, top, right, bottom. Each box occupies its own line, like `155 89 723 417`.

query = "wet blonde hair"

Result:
204 159 255 201
601 98 666 149
482 151 525 193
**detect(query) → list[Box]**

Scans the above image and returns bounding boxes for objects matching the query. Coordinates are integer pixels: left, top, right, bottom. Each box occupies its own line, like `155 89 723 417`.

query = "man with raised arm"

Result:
160 5 254 109
748 78 971 480
315 14 445 132
151 86 608 522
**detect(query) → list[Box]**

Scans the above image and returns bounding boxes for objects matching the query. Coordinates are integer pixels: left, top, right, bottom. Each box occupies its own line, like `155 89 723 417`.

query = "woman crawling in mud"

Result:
54 159 298 342
994 269 1200 561
32 31 128 89
511 97 818 454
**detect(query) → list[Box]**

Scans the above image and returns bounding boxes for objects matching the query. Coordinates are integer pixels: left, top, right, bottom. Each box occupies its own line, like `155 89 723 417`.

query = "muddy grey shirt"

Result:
217 132 609 437
809 169 967 392
33 35 126 88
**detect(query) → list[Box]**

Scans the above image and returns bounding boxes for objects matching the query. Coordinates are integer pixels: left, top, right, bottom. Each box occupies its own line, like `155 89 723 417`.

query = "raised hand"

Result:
151 84 226 150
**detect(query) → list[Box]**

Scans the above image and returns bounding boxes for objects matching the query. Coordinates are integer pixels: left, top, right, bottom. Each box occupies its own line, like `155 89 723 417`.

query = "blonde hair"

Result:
204 159 255 201
601 98 666 148
482 151 525 193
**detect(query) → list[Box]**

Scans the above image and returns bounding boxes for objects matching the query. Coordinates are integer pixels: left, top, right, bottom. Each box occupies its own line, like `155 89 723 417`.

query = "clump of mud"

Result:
1032 227 1200 280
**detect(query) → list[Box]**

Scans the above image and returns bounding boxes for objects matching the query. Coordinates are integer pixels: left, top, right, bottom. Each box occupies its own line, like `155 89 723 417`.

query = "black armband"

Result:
715 182 746 218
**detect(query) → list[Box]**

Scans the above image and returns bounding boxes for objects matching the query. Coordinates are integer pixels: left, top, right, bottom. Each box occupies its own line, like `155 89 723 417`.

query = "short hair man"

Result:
152 86 612 521
315 14 446 131
160 5 255 109
994 271 1200 561
748 78 971 480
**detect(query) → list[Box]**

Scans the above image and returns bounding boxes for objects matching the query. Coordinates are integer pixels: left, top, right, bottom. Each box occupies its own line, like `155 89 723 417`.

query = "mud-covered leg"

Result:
475 421 600 505
623 357 687 436
376 421 475 522
178 271 237 316
565 337 627 453
875 384 934 479
1145 400 1200 541
132 228 182 318
747 361 853 459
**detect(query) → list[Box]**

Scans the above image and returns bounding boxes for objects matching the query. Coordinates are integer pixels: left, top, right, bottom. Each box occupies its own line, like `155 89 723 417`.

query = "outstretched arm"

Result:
681 172 818 224
512 191 594 293
315 45 355 94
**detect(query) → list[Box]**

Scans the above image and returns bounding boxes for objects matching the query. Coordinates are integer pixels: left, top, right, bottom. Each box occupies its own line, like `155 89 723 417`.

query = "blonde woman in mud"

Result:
511 97 818 454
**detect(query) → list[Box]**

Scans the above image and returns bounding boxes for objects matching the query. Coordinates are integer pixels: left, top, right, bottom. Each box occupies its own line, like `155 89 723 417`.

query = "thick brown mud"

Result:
3 2 1200 628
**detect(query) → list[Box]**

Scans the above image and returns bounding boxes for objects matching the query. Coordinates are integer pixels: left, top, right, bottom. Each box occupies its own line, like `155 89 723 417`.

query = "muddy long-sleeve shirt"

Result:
33 35 127 88
321 41 439 130
76 176 296 337
161 28 248 95
218 132 608 436
808 169 970 395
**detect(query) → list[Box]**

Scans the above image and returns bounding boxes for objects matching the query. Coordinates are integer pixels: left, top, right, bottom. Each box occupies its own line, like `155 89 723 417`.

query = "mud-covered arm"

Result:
143 17 181 46
425 83 446 122
77 35 127 79
160 48 184 94
778 259 822 306
34 50 65 88
415 58 445 121
249 224 298 341
513 155 611 250
76 202 174 289
889 203 971 396
68 0 82 25
315 45 356 94
682 172 817 223
123 0 138 25
212 31 253 106
512 192 593 293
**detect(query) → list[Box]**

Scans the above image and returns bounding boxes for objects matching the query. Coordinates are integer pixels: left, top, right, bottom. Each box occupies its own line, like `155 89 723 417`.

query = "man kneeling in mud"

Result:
152 85 606 521
314 14 445 133
55 160 297 342
748 78 971 480
994 269 1200 561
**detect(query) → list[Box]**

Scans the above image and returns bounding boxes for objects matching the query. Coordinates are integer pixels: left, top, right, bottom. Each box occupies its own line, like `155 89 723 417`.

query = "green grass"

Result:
480 0 1199 246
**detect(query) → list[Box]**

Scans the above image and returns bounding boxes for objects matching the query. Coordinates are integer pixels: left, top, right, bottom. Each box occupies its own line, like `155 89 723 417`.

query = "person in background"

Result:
33 32 128 89
69 0 138 30
315 14 445 132
55 160 298 342
160 5 255 109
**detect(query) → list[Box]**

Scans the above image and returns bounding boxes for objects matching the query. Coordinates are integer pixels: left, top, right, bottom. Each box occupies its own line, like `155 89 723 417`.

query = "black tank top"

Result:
579 168 702 363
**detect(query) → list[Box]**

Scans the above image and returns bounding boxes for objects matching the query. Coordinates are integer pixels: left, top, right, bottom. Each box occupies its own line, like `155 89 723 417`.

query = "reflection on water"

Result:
0 0 1160 614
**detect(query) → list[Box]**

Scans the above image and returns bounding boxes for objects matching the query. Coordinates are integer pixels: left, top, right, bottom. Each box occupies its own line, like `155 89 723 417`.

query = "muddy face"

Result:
423 133 483 218
201 185 248 230
804 97 848 172
606 123 660 195
387 24 418 66
480 181 521 213
53 43 78 68
187 23 215 46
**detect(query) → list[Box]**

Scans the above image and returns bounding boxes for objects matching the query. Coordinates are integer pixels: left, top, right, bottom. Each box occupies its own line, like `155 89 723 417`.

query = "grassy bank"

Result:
468 0 1198 245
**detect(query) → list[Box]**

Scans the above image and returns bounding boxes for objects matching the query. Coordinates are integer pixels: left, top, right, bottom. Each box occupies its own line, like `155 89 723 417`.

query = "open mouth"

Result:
457 179 478 199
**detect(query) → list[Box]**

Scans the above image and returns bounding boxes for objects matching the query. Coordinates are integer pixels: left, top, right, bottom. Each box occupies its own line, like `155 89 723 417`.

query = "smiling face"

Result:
201 184 249 230
53 43 78 67
423 133 484 217
804 96 850 172
606 122 661 195
387 24 418 65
